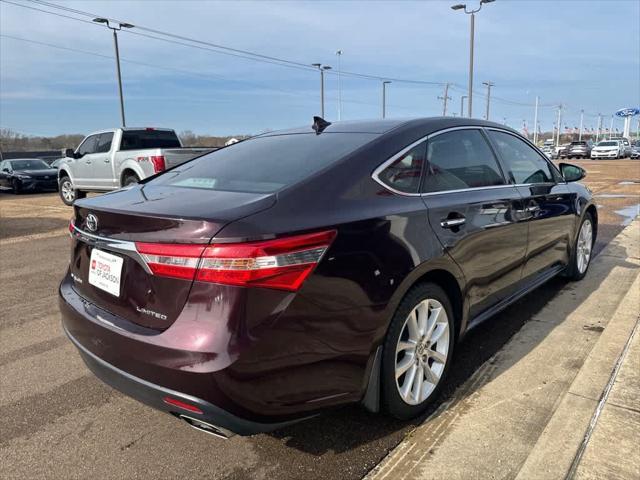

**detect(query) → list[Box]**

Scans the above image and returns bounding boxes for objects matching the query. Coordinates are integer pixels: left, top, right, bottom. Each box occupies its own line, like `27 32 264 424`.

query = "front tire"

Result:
566 213 594 281
58 176 86 206
382 283 455 420
12 179 21 194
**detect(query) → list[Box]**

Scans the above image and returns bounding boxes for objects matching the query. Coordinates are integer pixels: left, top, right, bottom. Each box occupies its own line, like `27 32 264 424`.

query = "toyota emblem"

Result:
86 213 98 232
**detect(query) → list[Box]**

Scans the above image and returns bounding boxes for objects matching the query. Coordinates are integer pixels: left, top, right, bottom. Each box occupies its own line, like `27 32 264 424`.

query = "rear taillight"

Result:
136 243 205 280
136 155 166 173
69 218 75 234
134 230 336 291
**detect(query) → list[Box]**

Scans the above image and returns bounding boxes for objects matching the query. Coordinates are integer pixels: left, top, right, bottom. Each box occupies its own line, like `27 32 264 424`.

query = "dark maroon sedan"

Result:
59 117 597 438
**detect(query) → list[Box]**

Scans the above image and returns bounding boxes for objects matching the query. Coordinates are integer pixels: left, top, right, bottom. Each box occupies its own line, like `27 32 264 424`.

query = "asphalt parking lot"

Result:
1 160 638 480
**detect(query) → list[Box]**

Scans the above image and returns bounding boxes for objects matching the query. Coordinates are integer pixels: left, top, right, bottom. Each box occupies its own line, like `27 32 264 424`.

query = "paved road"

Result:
0 160 637 479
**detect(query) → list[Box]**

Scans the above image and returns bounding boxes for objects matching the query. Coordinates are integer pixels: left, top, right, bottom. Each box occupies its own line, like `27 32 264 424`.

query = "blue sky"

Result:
1 0 638 137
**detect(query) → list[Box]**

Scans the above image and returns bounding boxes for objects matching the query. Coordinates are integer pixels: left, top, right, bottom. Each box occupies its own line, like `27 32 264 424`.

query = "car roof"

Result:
258 117 520 136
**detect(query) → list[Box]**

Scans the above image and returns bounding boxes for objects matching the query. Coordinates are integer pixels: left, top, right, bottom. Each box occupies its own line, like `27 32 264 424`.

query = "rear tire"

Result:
566 212 595 281
122 173 140 186
59 176 85 206
381 282 455 420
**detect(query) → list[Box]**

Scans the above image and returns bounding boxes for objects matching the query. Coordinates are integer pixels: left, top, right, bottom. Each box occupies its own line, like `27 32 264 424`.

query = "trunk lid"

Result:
69 183 275 330
162 148 215 168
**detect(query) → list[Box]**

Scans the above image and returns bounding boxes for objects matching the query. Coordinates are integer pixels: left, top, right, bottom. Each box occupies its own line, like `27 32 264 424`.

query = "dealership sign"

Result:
615 107 640 117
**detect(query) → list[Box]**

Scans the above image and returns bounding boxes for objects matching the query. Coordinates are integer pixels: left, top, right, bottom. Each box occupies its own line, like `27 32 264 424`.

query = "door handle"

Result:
104 159 110 163
440 217 466 229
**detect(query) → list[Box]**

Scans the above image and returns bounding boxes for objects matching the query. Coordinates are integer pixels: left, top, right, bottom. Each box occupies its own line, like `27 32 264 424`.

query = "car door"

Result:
486 129 575 283
91 132 115 189
73 134 99 188
0 161 10 189
420 127 529 320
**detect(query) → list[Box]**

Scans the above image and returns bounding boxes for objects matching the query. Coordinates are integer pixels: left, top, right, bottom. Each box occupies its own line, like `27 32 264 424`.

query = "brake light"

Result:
197 230 337 291
136 155 166 173
69 218 75 233
136 242 205 280
134 230 336 291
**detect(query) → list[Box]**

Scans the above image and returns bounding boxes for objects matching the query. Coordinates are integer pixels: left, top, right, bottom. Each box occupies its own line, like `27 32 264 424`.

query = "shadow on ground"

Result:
0 216 68 240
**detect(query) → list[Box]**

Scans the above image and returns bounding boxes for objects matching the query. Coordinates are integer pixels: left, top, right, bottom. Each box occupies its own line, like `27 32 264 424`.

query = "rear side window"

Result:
120 130 181 150
150 133 376 193
376 142 426 194
95 133 114 153
422 129 505 193
77 135 98 155
488 130 555 184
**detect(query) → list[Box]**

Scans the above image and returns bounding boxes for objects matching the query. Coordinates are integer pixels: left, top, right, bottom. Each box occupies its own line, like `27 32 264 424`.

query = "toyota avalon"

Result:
59 117 597 438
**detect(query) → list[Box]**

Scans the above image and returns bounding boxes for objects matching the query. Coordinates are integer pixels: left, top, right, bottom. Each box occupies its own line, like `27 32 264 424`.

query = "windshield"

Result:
598 141 618 147
149 132 377 194
9 159 50 170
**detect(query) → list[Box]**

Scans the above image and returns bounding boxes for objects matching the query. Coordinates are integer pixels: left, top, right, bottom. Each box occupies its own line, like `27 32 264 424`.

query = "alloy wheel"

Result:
577 219 593 274
395 298 450 405
61 181 75 203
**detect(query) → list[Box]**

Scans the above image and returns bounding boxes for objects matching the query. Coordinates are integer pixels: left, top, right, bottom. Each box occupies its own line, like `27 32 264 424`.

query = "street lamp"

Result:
312 63 332 118
460 95 467 116
482 81 494 120
382 80 391 119
336 50 343 120
93 17 133 127
451 0 495 118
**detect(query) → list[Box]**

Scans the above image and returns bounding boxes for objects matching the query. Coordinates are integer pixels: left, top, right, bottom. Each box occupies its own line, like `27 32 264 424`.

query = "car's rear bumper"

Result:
62 323 299 437
58 274 308 436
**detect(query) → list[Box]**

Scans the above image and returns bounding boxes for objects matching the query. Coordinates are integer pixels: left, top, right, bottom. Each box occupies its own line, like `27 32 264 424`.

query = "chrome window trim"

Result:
371 125 484 197
70 224 152 274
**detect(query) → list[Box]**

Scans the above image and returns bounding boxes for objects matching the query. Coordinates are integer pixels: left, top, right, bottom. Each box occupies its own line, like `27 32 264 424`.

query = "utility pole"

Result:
460 95 467 117
555 104 562 146
336 50 343 120
609 115 614 139
382 81 391 119
597 113 602 142
533 96 539 144
312 63 332 117
482 81 494 120
438 83 451 116
93 18 134 127
578 109 584 141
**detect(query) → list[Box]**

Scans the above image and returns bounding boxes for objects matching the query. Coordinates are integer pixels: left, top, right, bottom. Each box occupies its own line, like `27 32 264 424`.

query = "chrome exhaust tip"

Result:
177 414 234 439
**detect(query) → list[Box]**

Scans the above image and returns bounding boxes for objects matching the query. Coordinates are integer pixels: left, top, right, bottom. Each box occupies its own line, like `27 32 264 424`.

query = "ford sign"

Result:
615 107 640 117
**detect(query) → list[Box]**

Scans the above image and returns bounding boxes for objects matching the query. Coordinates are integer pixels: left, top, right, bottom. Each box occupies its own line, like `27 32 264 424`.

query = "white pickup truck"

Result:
57 127 215 205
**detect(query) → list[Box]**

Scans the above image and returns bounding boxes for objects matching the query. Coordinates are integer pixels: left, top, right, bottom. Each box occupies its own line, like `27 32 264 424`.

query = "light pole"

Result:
451 0 495 118
312 63 332 118
482 81 494 120
555 105 563 146
533 96 539 144
460 95 467 116
578 109 584 141
93 17 133 127
382 80 391 119
609 115 614 139
336 50 343 120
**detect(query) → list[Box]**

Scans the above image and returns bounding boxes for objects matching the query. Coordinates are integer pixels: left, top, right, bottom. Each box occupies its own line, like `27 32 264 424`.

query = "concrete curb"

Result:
514 274 640 479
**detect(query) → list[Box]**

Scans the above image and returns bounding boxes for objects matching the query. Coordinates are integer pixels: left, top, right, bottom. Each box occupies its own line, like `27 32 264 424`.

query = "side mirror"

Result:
2 168 9 173
65 148 75 158
559 163 586 182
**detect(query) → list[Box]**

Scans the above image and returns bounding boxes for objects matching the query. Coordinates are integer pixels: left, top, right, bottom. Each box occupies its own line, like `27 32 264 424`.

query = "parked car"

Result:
555 143 570 159
0 158 58 193
541 144 554 158
49 158 64 169
630 144 640 159
57 127 215 206
590 140 624 159
567 140 593 159
59 117 597 438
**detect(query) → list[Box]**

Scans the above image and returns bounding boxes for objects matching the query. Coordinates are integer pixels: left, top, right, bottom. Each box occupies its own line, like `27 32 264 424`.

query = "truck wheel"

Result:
123 173 140 186
59 176 85 206
382 283 455 420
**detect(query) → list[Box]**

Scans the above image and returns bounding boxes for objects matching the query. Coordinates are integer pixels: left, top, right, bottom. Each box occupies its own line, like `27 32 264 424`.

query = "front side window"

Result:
376 142 426 194
78 135 98 156
488 130 555 184
95 132 114 153
422 129 505 193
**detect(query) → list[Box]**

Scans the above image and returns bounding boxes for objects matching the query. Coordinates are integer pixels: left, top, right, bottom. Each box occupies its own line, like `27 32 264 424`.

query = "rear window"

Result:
149 133 376 193
570 142 586 145
120 130 181 150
